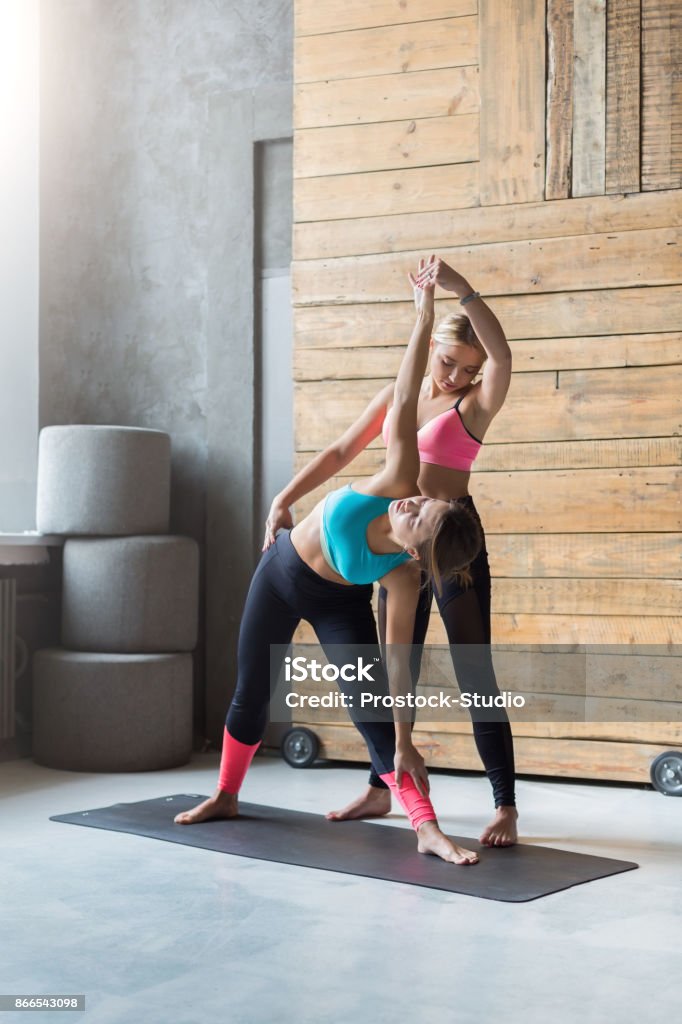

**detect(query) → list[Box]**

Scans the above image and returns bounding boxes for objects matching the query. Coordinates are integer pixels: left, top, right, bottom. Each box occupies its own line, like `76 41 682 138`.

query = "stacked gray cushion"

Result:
37 425 171 535
62 536 199 653
33 424 197 772
33 650 192 771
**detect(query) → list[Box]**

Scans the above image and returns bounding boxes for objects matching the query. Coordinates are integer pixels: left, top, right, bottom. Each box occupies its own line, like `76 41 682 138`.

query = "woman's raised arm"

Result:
417 258 512 420
370 257 436 496
262 381 394 549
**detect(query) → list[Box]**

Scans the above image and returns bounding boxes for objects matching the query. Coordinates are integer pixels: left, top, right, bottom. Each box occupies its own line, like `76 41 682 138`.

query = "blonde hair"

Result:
433 313 487 366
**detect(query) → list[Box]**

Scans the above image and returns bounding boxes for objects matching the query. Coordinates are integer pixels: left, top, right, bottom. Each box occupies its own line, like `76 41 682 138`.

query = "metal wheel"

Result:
281 727 319 769
649 751 682 796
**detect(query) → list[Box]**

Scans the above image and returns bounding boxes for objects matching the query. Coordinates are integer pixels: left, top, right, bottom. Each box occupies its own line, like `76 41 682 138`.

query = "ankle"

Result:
416 818 440 836
215 787 238 801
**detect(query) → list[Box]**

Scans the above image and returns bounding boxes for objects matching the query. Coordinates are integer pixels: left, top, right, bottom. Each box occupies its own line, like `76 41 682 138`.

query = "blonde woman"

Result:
265 259 517 847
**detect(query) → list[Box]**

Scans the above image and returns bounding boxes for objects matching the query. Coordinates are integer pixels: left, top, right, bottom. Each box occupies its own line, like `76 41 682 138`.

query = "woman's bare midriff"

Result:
418 462 471 501
289 462 472 584
289 501 354 586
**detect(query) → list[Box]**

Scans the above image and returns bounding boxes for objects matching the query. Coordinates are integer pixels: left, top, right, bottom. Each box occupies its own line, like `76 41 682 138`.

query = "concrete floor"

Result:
1 753 680 1024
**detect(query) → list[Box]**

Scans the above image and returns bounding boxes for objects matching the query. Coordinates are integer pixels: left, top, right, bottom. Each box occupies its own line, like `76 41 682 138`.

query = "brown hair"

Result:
412 500 483 596
433 313 487 366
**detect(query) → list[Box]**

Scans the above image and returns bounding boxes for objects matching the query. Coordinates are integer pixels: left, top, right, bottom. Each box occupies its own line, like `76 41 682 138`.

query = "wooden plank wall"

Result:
293 0 681 646
291 1 681 779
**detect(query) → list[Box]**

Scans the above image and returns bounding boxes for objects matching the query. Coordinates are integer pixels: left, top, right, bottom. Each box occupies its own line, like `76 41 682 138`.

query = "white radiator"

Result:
0 578 17 740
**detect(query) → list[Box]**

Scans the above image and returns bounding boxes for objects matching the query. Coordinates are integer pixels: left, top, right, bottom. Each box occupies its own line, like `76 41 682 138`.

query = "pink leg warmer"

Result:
218 726 261 794
379 771 437 832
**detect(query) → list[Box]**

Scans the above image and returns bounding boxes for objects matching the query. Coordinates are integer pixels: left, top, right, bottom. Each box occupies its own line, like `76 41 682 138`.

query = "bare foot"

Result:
417 820 479 865
174 788 238 825
479 805 518 847
326 785 392 821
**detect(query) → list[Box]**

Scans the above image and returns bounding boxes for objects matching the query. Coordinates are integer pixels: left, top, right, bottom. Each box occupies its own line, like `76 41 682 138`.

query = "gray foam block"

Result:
62 536 199 653
32 649 193 771
37 425 171 536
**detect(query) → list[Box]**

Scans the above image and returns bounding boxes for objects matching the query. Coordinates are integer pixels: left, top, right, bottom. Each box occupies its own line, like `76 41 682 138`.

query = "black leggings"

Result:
226 530 397 778
372 497 516 807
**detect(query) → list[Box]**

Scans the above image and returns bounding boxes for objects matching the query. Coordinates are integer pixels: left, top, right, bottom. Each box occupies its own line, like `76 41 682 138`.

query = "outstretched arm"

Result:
380 565 429 796
369 257 436 497
263 381 394 549
418 258 512 419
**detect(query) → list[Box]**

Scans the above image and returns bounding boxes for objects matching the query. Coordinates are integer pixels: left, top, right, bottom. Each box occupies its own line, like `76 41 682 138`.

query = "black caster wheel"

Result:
281 727 320 768
650 751 682 796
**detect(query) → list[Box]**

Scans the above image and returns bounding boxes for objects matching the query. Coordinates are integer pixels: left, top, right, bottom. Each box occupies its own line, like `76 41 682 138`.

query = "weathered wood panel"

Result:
292 701 682 744
294 114 479 178
293 286 682 347
290 648 682 703
294 164 480 224
641 0 682 191
488 532 682 579
464 467 681 533
605 0 641 193
479 0 546 205
295 16 478 83
292 0 682 771
293 613 682 646
295 0 475 37
491 579 682 616
476 437 682 471
292 227 681 304
546 0 574 200
293 334 682 379
487 364 682 443
294 366 682 448
573 0 607 196
292 190 679 260
504 331 682 373
289 723 681 783
294 437 682 475
291 697 682 743
295 66 479 129
290 465 682 534
445 615 682 645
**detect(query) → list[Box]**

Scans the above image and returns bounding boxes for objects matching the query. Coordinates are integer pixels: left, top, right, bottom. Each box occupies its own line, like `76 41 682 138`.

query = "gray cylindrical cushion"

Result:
37 425 171 536
62 536 199 653
32 649 193 771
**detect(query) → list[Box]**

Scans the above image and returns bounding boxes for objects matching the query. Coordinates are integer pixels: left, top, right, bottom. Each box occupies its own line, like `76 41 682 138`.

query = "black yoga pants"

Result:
225 530 397 778
372 495 516 807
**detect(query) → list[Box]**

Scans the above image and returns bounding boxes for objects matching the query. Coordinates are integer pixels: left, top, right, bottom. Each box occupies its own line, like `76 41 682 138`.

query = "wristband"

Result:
460 290 481 306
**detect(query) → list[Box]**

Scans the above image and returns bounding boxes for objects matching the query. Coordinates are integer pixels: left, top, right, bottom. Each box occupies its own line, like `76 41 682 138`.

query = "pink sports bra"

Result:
382 395 482 472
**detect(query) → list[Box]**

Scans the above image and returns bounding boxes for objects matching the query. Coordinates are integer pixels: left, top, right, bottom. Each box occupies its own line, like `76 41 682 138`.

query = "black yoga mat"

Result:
50 794 638 903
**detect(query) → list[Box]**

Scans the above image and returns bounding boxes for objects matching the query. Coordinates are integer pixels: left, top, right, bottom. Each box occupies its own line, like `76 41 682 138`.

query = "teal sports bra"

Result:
320 484 411 585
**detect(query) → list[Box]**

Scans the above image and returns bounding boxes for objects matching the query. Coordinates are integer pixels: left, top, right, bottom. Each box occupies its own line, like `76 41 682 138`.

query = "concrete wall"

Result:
255 139 294 551
0 0 40 532
39 0 293 745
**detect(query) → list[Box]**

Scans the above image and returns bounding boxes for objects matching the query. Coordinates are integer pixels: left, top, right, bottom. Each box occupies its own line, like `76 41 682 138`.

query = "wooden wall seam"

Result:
573 0 607 197
641 0 682 191
546 0 574 200
605 0 642 194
